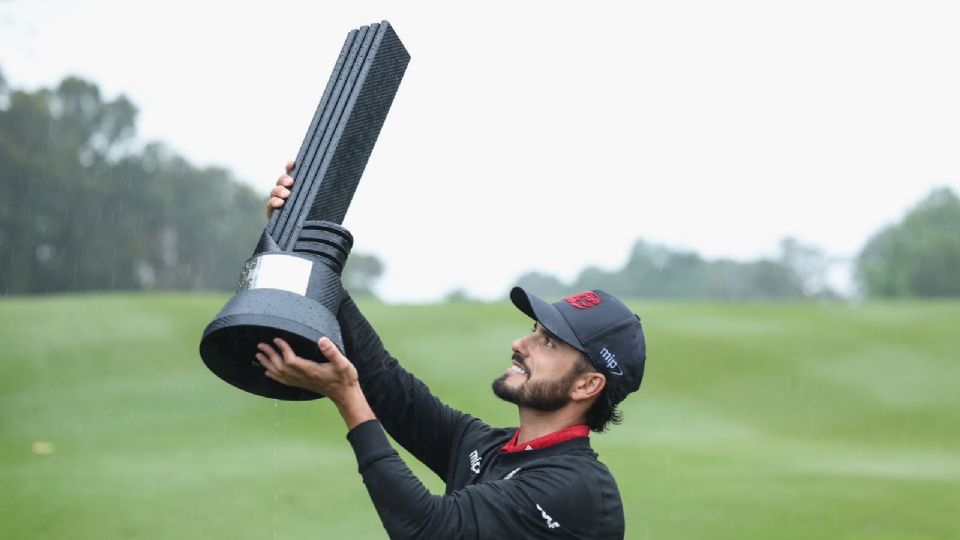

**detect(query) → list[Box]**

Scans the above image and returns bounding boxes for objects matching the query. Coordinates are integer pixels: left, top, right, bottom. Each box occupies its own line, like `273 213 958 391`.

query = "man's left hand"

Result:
256 337 375 429
256 337 358 402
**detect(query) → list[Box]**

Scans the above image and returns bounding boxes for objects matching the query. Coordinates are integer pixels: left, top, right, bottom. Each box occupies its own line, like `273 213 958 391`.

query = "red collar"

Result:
501 425 590 453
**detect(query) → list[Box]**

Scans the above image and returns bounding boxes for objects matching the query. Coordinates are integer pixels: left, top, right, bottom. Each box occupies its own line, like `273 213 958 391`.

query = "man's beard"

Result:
491 355 581 412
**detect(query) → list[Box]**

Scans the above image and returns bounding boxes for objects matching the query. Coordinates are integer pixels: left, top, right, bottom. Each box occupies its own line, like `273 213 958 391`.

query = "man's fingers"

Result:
255 352 273 371
256 352 285 381
262 368 281 382
267 187 289 218
275 174 294 188
318 337 349 368
256 342 283 370
268 164 295 218
273 338 299 365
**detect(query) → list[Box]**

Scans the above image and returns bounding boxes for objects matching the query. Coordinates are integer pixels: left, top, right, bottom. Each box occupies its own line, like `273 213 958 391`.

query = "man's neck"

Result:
516 407 587 445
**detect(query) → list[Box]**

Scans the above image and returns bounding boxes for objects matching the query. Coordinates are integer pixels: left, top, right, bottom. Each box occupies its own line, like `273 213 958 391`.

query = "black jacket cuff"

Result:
346 419 397 472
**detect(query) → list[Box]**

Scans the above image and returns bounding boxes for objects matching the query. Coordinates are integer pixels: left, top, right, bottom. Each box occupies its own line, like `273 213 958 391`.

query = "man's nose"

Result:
512 333 532 355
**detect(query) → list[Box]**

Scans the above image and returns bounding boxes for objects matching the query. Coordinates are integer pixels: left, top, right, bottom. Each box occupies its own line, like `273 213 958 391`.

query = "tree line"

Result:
0 71 382 296
515 187 960 300
1 72 957 299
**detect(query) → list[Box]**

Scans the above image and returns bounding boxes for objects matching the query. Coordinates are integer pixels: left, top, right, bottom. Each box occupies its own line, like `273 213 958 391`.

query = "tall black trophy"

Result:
200 21 410 400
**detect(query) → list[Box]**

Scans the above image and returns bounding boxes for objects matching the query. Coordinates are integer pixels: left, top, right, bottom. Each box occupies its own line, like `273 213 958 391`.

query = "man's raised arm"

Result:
261 165 485 478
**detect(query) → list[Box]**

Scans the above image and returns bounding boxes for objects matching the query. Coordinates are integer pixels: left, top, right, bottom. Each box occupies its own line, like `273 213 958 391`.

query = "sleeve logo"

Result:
536 504 561 529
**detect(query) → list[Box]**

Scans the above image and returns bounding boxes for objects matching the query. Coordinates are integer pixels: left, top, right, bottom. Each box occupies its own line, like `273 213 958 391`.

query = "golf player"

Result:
257 164 647 539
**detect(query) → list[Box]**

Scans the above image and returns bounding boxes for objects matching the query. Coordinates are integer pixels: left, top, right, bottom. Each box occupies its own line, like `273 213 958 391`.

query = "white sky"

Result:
2 0 959 302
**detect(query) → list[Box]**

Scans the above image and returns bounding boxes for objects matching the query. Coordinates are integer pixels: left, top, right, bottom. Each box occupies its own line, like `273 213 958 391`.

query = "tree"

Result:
0 72 389 297
341 253 385 298
856 187 960 297
778 237 836 297
0 74 263 293
510 238 811 301
514 271 569 298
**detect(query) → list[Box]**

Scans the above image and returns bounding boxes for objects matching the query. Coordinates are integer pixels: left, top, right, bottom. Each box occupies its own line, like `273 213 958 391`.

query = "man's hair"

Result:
573 354 623 433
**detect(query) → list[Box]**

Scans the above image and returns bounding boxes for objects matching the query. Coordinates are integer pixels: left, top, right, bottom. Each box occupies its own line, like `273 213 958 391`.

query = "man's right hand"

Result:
266 160 296 218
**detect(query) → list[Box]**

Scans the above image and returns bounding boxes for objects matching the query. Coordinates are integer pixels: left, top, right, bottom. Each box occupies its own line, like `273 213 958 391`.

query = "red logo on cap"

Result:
565 291 602 310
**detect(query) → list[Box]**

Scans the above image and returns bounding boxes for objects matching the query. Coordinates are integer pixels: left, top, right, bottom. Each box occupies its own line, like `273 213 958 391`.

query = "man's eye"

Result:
544 335 554 347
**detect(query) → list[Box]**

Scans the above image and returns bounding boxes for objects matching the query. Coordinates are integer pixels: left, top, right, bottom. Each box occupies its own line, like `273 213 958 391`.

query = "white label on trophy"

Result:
238 254 312 296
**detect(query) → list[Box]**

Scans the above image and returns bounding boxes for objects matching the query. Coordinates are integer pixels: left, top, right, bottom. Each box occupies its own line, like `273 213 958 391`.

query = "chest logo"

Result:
536 504 561 529
469 450 481 474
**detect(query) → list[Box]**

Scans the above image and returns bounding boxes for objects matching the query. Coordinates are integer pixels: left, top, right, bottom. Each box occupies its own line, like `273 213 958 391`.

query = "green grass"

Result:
1 294 959 539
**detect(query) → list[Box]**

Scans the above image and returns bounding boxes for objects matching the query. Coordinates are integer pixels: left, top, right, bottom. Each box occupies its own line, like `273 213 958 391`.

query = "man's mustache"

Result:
512 352 528 371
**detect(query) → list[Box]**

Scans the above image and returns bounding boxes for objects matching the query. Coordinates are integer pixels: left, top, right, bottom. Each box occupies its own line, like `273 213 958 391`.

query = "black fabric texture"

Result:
336 294 626 539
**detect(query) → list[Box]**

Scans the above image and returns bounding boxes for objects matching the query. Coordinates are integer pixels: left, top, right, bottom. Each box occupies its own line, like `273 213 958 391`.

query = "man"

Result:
258 163 647 539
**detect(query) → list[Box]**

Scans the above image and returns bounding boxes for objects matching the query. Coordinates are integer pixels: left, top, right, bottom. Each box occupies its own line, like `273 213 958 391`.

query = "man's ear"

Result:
571 372 606 402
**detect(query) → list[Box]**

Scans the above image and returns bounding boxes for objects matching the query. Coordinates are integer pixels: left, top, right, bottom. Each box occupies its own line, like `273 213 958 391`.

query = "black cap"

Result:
510 287 646 405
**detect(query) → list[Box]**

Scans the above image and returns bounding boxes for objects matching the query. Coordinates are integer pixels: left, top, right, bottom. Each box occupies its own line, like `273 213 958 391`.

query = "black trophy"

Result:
199 21 410 400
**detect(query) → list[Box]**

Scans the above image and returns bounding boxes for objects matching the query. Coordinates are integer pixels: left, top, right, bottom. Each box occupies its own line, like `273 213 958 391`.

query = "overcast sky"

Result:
3 0 959 302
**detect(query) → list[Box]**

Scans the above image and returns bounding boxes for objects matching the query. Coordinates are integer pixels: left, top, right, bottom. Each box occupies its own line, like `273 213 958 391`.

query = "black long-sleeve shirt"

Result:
337 295 626 539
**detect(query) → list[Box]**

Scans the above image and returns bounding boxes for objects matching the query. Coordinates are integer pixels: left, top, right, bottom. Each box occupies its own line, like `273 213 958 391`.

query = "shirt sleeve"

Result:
347 420 606 540
337 293 480 480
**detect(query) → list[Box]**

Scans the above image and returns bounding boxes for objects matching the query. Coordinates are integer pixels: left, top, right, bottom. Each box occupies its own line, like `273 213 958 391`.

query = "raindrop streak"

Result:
273 399 279 539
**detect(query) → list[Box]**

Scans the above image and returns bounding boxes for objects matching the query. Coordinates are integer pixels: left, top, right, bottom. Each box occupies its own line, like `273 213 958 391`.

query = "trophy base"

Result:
200 288 343 401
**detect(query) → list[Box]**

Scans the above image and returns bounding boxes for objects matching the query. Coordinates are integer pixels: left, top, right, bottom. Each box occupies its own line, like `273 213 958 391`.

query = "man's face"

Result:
492 322 586 411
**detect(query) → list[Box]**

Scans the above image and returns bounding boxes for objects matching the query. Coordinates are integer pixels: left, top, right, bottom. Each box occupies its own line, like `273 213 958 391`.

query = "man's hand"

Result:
266 161 295 218
256 337 375 429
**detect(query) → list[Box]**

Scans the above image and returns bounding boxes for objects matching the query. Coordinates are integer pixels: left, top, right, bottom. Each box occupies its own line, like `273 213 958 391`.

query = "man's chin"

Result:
491 374 522 404
491 373 573 413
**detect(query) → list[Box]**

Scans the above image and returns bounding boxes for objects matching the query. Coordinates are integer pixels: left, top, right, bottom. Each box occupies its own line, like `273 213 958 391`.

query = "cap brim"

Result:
509 287 585 352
